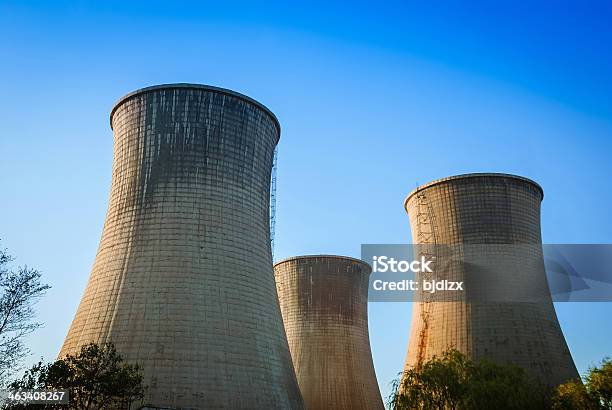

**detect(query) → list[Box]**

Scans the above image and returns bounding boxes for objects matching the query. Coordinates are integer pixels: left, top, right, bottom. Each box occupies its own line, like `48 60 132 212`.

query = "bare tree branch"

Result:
0 242 50 385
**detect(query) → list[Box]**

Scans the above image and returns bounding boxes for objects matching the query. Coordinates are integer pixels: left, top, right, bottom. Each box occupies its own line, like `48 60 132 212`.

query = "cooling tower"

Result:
60 84 303 409
403 173 578 387
274 255 384 410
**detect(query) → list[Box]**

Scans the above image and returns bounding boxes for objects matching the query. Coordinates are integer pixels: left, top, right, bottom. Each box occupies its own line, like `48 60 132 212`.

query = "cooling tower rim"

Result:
109 83 281 140
273 254 372 273
404 173 544 209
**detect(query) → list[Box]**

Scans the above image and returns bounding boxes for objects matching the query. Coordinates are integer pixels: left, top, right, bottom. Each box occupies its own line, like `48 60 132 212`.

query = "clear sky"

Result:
1 0 611 403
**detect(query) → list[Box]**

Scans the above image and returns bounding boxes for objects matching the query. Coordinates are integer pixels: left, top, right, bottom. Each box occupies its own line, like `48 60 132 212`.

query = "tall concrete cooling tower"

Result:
274 255 384 410
60 84 303 409
403 173 578 387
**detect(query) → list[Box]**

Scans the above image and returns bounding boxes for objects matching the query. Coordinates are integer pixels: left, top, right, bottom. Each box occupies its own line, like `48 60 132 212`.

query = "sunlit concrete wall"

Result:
274 255 384 410
60 84 303 409
403 173 578 387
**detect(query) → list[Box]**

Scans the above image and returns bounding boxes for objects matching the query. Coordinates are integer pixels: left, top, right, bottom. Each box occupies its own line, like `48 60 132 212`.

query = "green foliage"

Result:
551 380 599 410
7 342 145 410
390 349 470 410
390 351 612 410
462 358 549 410
552 358 612 410
388 349 548 410
586 358 612 409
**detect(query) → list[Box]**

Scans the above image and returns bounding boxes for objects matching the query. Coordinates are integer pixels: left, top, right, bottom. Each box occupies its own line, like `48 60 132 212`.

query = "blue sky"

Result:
1 0 611 402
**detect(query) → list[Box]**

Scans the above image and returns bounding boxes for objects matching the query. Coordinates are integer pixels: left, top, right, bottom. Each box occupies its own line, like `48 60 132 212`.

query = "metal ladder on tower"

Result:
414 188 438 369
270 147 278 259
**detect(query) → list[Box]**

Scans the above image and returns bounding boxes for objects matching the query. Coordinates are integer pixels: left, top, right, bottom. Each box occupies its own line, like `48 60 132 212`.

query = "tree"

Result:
586 358 612 409
552 358 612 410
8 342 145 410
551 380 599 410
463 357 549 410
389 349 549 410
389 349 471 410
0 242 50 385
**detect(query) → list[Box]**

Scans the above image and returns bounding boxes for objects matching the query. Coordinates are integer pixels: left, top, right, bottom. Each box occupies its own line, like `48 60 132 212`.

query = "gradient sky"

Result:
1 0 611 403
